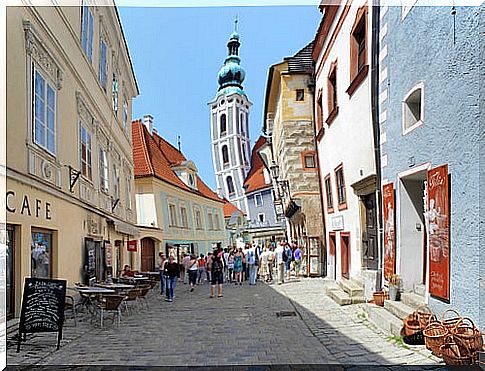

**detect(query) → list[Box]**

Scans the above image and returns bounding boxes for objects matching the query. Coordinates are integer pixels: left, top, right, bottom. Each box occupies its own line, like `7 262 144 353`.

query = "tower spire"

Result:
234 15 238 32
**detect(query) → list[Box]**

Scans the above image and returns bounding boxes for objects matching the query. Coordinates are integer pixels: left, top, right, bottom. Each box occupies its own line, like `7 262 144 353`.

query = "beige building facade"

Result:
263 43 325 276
6 3 138 318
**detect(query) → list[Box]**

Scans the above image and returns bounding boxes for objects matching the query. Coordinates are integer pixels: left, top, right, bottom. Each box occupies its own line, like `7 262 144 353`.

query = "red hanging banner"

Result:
427 164 450 302
383 183 396 280
127 240 137 252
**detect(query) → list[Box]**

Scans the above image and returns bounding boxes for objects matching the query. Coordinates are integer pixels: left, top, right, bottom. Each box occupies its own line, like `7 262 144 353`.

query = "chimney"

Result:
143 114 154 134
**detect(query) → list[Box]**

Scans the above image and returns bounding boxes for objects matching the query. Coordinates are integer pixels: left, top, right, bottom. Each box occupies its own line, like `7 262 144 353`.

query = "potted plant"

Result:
388 274 401 301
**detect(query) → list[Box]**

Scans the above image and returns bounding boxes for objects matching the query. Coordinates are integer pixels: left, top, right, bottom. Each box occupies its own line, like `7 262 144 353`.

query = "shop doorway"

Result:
340 232 350 279
399 170 427 292
362 194 378 270
329 232 336 280
140 238 155 272
6 225 15 319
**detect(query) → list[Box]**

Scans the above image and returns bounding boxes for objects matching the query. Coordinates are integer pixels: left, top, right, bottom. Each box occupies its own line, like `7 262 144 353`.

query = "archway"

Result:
140 237 156 272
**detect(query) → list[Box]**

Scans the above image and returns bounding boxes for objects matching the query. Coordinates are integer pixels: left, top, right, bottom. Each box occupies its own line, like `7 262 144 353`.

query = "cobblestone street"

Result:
7 278 444 369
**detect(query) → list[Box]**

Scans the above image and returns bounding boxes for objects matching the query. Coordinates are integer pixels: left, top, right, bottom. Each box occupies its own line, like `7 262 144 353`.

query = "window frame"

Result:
324 174 334 213
112 163 120 200
80 2 94 63
98 36 108 91
296 89 305 101
221 145 230 167
326 60 339 125
31 228 53 279
180 207 189 228
301 151 317 170
32 66 57 156
214 214 220 230
80 123 93 181
316 89 324 140
254 193 263 207
334 164 348 210
402 82 425 135
122 98 128 132
169 204 178 227
99 148 109 193
347 6 369 97
194 209 203 230
226 176 235 196
220 113 227 136
208 212 214 230
112 72 119 114
258 213 266 223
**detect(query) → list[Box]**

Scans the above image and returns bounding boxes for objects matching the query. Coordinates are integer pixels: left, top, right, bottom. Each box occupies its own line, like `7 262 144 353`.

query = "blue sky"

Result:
118 6 321 189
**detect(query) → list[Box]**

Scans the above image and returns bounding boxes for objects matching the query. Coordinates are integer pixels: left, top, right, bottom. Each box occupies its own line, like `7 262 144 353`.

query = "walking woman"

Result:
197 254 206 284
227 251 235 283
187 254 198 292
210 250 224 298
158 252 166 295
163 255 179 302
233 248 244 285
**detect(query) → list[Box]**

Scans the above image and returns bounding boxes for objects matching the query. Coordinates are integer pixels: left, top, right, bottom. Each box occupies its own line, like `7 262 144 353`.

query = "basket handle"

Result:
453 316 476 332
427 314 438 326
417 304 432 314
441 308 461 322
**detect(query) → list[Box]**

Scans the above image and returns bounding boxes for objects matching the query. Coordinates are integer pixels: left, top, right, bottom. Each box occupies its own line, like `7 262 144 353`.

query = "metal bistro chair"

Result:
64 295 78 326
137 285 151 309
94 295 124 328
122 288 141 315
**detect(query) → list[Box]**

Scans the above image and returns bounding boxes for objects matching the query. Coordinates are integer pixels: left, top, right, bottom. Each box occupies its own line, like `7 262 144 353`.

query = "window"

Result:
303 153 316 169
195 209 202 229
258 213 265 223
188 173 195 188
255 193 263 207
348 6 368 96
33 69 56 154
112 73 119 114
98 37 108 90
316 90 323 134
335 165 347 209
180 207 188 228
296 89 304 101
112 164 120 200
242 143 248 165
240 112 245 134
99 148 109 192
214 214 220 230
125 175 132 210
80 124 92 180
31 229 52 278
327 62 338 119
122 99 128 132
403 83 424 134
208 213 214 230
325 174 334 213
220 114 227 136
80 3 94 62
226 176 235 196
222 145 229 167
169 204 177 226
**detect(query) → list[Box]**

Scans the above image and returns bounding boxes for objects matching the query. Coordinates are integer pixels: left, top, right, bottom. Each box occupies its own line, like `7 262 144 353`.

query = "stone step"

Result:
338 279 364 297
351 296 366 304
384 299 416 320
327 287 352 306
363 303 402 337
401 292 426 309
324 281 340 296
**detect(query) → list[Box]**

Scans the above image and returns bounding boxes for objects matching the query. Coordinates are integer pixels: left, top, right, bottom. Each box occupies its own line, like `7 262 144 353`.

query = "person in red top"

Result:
197 254 207 284
120 264 134 278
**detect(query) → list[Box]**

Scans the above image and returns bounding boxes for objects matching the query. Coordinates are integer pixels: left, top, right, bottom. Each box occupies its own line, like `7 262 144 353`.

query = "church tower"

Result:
209 23 251 214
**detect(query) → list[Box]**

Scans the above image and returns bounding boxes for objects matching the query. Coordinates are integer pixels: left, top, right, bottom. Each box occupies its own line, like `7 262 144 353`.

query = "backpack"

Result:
282 248 288 263
212 259 222 274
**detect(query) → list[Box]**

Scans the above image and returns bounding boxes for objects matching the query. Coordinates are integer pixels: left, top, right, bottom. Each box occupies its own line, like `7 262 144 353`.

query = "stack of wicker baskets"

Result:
421 308 484 366
401 305 434 345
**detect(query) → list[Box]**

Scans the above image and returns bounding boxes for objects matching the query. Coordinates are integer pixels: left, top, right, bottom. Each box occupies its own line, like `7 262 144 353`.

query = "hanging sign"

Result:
127 240 137 252
427 164 450 302
383 183 396 280
105 241 112 267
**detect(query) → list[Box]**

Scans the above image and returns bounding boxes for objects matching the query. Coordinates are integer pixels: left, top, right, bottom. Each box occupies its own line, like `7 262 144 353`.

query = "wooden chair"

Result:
94 295 124 328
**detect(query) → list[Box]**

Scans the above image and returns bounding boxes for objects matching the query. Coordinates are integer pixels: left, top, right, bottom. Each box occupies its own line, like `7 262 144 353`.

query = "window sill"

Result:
402 120 424 136
316 127 325 142
327 207 334 214
325 106 339 126
346 64 369 97
337 202 348 211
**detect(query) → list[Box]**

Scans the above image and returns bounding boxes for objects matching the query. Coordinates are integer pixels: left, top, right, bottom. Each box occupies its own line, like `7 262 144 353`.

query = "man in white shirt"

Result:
274 241 285 285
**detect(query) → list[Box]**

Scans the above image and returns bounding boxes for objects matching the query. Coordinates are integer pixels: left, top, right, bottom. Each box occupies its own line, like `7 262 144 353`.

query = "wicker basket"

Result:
423 320 448 355
442 309 462 332
440 335 476 366
416 305 434 330
452 317 484 353
401 326 425 345
373 291 387 307
403 312 421 336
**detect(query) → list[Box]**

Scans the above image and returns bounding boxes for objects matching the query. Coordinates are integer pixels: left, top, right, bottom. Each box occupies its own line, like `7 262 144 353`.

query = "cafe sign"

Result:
6 191 52 220
127 240 137 252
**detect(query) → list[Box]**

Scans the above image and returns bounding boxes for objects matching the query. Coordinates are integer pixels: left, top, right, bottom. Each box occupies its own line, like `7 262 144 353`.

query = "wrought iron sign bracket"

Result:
111 197 120 213
69 165 81 193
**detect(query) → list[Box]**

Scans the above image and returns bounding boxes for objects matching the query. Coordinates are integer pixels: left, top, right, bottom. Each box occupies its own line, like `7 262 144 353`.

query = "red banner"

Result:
427 164 450 302
127 240 137 252
383 183 396 280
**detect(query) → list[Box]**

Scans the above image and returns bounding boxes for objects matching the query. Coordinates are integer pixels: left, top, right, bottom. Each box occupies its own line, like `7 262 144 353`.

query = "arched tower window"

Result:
240 112 245 134
226 176 235 196
222 145 229 167
220 114 227 136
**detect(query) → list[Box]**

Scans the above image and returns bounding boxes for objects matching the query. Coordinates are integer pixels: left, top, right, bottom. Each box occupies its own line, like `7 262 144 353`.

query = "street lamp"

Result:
270 161 279 180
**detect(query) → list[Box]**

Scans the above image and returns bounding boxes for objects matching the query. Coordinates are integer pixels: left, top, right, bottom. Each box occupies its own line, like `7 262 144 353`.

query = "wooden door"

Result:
141 238 155 272
340 233 350 279
362 194 378 270
329 233 337 280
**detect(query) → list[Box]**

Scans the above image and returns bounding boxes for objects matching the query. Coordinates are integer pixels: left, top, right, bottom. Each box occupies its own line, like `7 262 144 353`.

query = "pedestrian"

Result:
158 252 166 295
182 253 190 284
275 241 285 285
247 245 258 285
285 243 293 280
197 254 206 284
234 248 243 285
223 248 229 281
294 244 302 278
163 255 179 302
206 252 213 283
267 246 275 282
227 251 234 283
210 250 224 298
243 244 250 281
259 247 269 282
187 254 198 292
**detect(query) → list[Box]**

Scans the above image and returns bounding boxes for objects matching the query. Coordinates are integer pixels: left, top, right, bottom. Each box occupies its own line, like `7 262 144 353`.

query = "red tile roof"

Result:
243 136 272 194
222 198 245 218
132 120 223 203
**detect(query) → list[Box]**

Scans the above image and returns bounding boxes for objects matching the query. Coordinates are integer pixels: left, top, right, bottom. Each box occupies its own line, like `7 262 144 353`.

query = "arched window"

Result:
222 145 229 167
226 176 235 196
220 114 227 136
240 112 245 134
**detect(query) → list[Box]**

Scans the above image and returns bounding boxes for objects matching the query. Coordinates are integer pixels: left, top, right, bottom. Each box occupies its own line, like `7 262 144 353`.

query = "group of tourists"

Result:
157 241 303 302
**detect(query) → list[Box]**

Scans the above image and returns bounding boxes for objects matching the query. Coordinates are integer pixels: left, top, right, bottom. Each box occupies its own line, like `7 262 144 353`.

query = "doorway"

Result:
6 225 15 319
141 238 155 272
340 232 350 279
329 232 336 279
362 194 378 270
399 170 427 292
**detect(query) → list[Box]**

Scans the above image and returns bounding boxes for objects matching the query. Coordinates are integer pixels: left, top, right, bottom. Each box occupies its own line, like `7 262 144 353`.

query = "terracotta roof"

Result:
243 136 272 194
222 198 245 218
284 41 314 74
132 120 223 203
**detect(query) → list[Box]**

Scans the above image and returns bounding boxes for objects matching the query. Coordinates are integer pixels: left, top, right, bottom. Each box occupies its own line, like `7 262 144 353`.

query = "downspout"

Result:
308 69 328 278
371 1 383 290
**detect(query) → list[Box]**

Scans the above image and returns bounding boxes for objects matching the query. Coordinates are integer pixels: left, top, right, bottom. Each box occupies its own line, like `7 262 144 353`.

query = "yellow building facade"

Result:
5 4 138 318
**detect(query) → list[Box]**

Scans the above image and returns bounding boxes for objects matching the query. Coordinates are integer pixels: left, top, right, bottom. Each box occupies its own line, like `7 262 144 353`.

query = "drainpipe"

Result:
371 1 383 290
307 71 328 278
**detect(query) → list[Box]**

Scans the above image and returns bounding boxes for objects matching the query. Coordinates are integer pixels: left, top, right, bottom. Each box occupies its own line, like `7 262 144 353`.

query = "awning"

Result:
111 219 140 237
228 211 240 226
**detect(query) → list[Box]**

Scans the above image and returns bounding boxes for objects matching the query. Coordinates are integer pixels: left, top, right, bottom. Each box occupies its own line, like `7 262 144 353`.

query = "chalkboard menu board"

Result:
17 277 67 352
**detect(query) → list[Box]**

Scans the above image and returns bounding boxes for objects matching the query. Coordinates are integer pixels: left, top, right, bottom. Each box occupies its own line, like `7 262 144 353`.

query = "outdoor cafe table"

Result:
75 287 117 313
95 283 134 290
